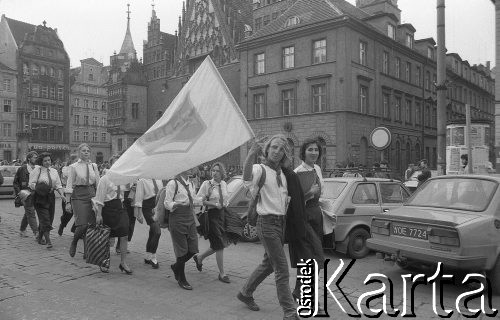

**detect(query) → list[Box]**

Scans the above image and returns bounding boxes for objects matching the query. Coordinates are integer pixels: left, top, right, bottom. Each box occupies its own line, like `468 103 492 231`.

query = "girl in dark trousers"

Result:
29 152 65 249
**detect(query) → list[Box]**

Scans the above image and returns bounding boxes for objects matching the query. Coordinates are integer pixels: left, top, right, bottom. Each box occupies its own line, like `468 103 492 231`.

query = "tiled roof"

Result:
5 17 36 45
249 0 369 40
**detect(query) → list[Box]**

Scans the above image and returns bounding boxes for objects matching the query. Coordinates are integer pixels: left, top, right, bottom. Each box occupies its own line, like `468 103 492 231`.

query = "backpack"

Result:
154 179 178 229
246 164 266 227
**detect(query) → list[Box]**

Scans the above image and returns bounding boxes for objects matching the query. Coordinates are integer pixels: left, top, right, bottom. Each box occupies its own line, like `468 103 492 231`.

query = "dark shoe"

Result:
237 292 260 311
69 242 77 257
177 279 193 290
171 264 179 280
193 255 202 272
119 263 133 275
58 224 64 236
151 261 159 269
46 242 53 249
144 258 152 265
218 274 230 283
115 248 121 255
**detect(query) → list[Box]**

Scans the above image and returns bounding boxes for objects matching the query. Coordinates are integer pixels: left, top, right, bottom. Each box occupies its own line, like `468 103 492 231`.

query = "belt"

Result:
258 214 286 222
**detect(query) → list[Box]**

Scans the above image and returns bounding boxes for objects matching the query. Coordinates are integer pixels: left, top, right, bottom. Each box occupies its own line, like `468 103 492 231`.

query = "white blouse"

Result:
29 166 63 191
196 179 229 207
133 179 164 207
93 174 125 207
66 159 100 194
164 177 202 211
245 164 288 216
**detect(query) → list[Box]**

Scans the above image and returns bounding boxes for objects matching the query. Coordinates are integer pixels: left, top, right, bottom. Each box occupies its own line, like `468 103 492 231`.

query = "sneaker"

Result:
237 292 260 311
20 230 28 238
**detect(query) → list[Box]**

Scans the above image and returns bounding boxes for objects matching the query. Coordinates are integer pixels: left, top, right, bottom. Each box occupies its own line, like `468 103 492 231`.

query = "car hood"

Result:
382 206 482 227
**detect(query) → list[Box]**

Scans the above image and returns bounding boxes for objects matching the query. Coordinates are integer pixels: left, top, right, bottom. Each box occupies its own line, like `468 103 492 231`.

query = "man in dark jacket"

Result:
417 159 431 188
13 151 40 240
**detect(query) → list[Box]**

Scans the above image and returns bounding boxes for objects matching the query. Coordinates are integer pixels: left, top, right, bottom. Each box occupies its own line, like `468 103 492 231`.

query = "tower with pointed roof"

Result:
106 4 148 156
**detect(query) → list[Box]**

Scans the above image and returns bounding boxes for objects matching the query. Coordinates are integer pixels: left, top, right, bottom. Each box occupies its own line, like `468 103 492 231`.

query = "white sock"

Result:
151 253 157 263
145 253 151 260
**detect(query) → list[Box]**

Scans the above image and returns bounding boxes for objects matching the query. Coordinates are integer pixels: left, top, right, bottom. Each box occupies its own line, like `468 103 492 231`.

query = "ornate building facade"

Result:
0 16 70 162
0 62 17 162
106 5 148 156
70 58 111 163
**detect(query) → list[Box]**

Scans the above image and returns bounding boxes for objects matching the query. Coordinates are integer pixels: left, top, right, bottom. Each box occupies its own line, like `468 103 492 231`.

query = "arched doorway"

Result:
96 152 103 164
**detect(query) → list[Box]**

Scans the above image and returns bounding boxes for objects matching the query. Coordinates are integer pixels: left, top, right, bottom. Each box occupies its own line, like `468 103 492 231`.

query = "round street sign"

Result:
370 127 391 150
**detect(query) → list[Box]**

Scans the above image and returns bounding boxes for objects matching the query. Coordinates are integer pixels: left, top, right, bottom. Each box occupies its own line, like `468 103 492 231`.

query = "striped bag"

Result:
85 224 111 272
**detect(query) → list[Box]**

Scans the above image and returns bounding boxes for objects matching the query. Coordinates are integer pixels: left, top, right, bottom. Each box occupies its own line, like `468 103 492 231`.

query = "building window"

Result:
49 106 55 119
2 123 12 137
395 97 401 121
387 24 396 40
84 115 89 125
32 105 39 118
32 84 39 97
432 74 437 92
84 99 89 108
58 69 63 80
74 115 80 125
383 94 390 119
359 85 368 114
254 17 262 31
32 64 39 76
432 107 437 127
49 86 55 99
253 94 265 119
132 103 139 119
102 102 106 110
405 33 413 49
23 63 30 75
57 87 63 100
312 84 326 112
101 132 106 142
102 117 107 126
405 62 411 82
281 89 294 116
75 98 80 107
263 15 270 26
93 116 98 126
3 79 11 91
425 71 431 90
416 67 421 86
41 106 48 119
3 99 12 112
427 47 434 59
405 99 412 124
49 67 54 77
93 100 98 109
83 132 89 141
395 58 401 78
415 102 421 125
359 41 367 66
382 51 389 74
425 105 431 126
92 132 98 142
41 86 48 98
88 73 94 81
118 138 123 151
254 53 265 75
40 65 46 75
312 39 326 64
282 46 295 69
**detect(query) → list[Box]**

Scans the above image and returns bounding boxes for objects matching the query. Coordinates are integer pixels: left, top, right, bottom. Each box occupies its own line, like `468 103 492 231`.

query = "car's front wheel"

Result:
240 218 259 242
486 256 500 295
347 228 370 259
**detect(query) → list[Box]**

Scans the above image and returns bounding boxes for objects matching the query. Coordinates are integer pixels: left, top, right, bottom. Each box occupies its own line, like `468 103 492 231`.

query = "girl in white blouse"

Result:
65 143 100 258
193 162 230 283
29 152 65 248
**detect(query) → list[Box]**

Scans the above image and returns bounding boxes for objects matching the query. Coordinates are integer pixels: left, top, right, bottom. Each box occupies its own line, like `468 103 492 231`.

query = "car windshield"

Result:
323 181 348 200
406 178 497 212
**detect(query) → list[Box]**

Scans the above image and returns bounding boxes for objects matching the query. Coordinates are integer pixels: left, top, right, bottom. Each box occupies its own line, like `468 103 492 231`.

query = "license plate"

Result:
392 223 428 240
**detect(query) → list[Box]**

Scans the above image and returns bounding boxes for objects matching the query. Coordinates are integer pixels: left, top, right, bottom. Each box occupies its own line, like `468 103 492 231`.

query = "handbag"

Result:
155 180 178 229
196 181 214 237
85 224 111 271
246 165 266 227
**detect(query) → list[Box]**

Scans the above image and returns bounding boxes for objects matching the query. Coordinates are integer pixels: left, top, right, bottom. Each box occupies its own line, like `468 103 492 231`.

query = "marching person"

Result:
58 153 78 236
164 168 202 290
236 135 299 320
93 171 132 274
115 181 136 255
29 152 65 249
193 162 230 283
65 143 100 258
133 178 163 269
13 151 40 241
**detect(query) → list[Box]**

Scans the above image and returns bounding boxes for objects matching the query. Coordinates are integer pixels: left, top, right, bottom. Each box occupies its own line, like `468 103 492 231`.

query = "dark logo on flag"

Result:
136 94 207 155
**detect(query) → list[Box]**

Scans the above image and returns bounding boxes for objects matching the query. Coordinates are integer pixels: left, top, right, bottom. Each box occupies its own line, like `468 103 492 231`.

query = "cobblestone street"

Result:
0 199 498 319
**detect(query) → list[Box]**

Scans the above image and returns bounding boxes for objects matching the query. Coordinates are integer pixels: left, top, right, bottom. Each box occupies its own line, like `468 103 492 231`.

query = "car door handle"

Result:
383 209 389 212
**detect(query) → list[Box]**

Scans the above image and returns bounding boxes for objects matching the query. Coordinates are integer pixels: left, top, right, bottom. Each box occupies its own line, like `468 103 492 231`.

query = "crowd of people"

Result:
9 136 329 319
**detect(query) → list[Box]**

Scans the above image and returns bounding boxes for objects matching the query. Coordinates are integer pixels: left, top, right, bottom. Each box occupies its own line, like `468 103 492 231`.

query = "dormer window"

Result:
405 33 413 49
387 24 396 40
427 47 434 60
284 16 300 28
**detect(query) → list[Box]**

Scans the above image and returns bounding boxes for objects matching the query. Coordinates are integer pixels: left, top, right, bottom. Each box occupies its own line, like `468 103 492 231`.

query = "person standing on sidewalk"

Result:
164 168 202 290
65 144 100 257
193 161 230 283
237 134 299 320
133 178 163 269
13 151 40 241
29 152 65 249
57 153 78 236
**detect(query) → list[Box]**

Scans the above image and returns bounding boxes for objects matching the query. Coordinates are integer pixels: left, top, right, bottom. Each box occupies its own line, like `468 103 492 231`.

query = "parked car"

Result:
0 165 19 199
367 175 500 293
320 177 411 258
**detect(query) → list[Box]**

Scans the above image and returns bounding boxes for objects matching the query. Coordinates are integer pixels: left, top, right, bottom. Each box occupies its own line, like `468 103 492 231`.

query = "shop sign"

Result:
28 143 70 151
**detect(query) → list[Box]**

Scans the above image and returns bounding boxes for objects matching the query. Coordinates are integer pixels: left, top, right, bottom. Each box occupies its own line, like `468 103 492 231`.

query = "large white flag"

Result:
107 56 254 185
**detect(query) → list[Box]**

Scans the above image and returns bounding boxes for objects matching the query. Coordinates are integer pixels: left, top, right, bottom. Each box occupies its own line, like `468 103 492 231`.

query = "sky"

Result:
0 0 495 68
